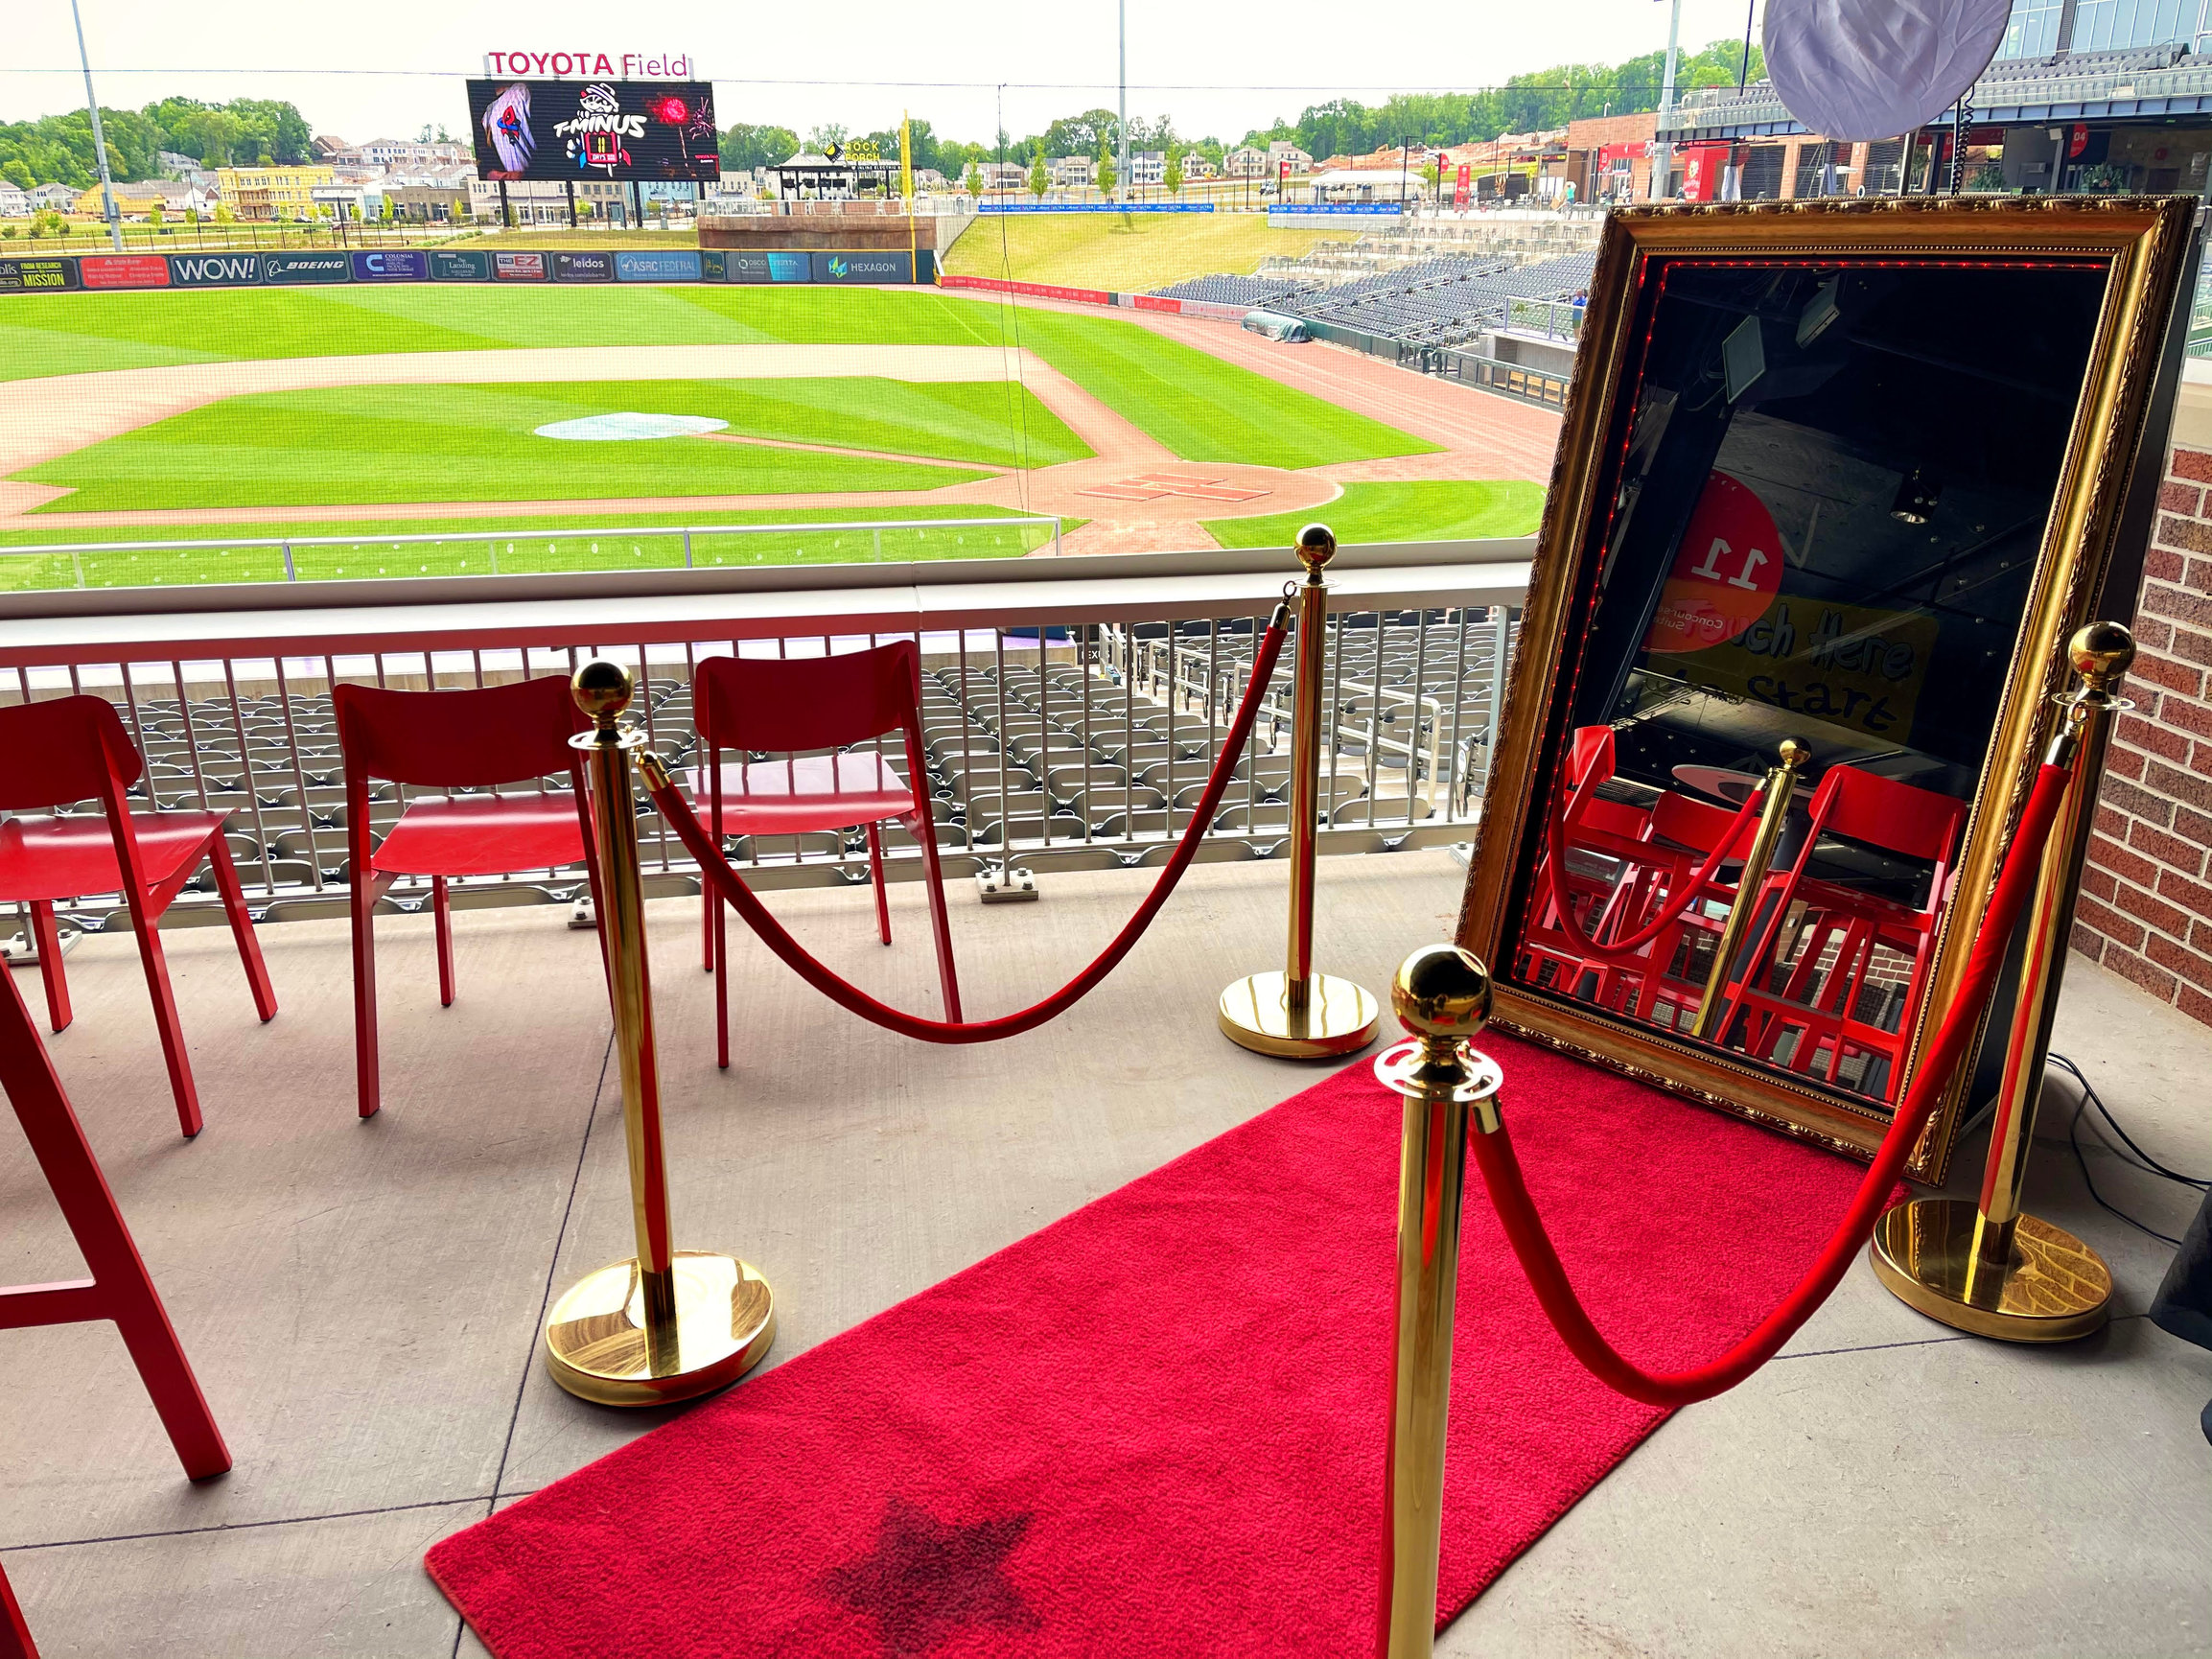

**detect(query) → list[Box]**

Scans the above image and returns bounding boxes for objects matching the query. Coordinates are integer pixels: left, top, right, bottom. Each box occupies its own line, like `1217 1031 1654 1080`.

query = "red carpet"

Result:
429 1037 1885 1656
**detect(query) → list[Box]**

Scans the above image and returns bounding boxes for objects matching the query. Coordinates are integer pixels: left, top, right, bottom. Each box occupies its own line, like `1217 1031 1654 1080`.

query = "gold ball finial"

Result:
571 659 633 729
1295 523 1338 577
1392 944 1493 1043
2069 620 2135 689
1778 736 1812 768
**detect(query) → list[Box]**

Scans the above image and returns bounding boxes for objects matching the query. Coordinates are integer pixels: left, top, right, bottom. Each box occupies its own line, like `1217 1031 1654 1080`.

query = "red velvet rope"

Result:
1537 779 1765 964
650 611 1290 1044
1471 758 2076 1407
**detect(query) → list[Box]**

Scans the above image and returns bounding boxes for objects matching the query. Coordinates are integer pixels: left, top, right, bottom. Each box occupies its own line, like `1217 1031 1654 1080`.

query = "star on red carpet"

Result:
819 1495 1040 1654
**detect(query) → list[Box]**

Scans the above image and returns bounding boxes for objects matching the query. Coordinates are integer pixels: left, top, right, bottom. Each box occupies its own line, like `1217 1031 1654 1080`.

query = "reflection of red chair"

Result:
692 643 960 1068
1613 789 1758 1023
1520 727 1655 1004
335 677 604 1120
2 1560 33 1658
0 961 231 1490
1722 767 1967 1100
0 696 276 1138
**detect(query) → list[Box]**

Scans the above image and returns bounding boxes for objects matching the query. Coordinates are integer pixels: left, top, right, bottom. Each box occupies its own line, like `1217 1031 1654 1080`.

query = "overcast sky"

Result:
7 0 1764 148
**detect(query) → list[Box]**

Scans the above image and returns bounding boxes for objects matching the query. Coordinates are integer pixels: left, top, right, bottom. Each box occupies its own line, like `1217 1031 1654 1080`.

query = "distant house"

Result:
357 137 467 169
465 176 624 223
1267 142 1314 174
1049 154 1096 189
73 179 212 218
977 159 1027 191
310 135 350 161
0 182 30 217
1224 147 1269 178
27 183 79 211
156 150 215 183
1179 151 1219 180
1129 150 1166 185
914 167 950 191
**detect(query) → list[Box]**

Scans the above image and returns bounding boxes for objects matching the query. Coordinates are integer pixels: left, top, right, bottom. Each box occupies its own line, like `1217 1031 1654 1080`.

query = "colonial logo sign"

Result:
1643 471 1785 655
352 249 429 281
169 252 263 287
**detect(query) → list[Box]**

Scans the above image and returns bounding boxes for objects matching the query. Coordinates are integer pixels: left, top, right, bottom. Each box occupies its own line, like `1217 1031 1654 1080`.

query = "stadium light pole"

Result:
1652 0 1684 200
1117 0 1129 207
69 0 124 252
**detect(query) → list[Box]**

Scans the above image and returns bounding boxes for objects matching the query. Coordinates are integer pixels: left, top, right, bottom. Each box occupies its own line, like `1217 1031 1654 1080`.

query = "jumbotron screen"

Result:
466 79 720 182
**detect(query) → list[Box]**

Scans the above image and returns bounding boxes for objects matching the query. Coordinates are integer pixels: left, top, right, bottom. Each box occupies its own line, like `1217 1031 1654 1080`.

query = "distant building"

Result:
1179 151 1219 180
1129 150 1166 184
0 182 30 217
1224 146 1269 177
215 165 336 221
310 135 350 161
977 159 1027 191
27 183 78 211
354 137 467 169
1050 153 1096 188
914 167 950 191
1267 142 1313 173
73 179 214 219
466 176 626 223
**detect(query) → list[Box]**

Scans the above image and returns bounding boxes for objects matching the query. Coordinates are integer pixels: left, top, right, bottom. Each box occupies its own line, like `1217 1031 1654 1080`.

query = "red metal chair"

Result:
1 1560 33 1659
1518 726 1657 1004
0 955 231 1488
334 676 605 1119
0 695 276 1138
1720 766 1968 1100
691 643 961 1067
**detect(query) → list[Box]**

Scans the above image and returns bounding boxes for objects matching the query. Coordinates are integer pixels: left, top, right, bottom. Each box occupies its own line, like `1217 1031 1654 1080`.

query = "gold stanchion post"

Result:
541 661 777 1406
1370 944 1503 1659
1219 525 1382 1058
1689 736 1810 1041
1869 622 2134 1342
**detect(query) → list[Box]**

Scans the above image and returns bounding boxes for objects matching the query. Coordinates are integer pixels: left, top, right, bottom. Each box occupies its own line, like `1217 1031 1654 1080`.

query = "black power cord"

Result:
2047 1052 2211 1249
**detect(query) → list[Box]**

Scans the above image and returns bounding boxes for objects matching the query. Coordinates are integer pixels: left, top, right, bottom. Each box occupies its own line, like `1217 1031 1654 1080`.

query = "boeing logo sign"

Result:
480 49 693 79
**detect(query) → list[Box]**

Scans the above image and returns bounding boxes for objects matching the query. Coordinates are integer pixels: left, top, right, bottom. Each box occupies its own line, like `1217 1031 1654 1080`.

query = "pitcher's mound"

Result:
534 413 731 441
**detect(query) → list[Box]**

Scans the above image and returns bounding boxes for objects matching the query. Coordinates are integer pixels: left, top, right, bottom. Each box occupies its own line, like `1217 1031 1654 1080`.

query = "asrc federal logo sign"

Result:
352 249 429 281
265 252 353 285
169 252 263 288
615 249 701 282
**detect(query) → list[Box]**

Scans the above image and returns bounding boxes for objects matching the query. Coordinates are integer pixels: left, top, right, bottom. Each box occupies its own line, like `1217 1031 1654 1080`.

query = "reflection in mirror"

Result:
1510 258 2107 1106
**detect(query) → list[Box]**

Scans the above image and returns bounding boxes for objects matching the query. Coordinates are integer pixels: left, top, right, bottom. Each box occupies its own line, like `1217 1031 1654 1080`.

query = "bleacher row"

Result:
1151 251 1595 349
31 614 1505 925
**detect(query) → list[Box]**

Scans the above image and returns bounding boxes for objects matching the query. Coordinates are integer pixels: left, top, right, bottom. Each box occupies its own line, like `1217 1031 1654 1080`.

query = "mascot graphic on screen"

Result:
481 82 536 178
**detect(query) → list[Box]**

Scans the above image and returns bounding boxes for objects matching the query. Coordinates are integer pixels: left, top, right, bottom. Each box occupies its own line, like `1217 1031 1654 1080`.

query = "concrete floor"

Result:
0 851 2205 1658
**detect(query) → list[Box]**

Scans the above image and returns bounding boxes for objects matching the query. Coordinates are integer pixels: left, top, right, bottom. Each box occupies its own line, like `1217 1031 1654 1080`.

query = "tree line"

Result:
719 37 1761 180
0 97 313 189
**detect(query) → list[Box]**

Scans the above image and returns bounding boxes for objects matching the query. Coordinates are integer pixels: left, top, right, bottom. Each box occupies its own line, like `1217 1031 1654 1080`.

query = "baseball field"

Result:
0 281 1557 586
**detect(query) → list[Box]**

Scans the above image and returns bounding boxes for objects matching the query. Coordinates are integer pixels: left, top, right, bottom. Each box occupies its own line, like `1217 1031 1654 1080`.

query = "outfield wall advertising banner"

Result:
169 252 263 287
353 249 429 281
467 78 719 182
552 250 614 282
977 201 1216 214
431 249 493 282
79 253 171 290
0 256 78 291
615 249 702 282
700 249 729 281
493 251 547 282
265 251 354 286
811 251 913 284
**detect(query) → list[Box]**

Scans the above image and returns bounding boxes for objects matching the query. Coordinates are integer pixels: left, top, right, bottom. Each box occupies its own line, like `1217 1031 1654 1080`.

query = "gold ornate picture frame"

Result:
1455 197 2197 1180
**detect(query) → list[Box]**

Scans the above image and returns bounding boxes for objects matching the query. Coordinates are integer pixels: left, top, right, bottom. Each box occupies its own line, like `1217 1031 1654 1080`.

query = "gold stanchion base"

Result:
1218 970 1379 1059
544 1250 776 1407
1868 1198 2111 1344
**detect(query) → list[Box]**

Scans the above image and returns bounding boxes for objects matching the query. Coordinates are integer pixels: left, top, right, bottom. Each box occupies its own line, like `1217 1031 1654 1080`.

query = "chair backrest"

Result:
1805 766 1968 867
333 676 589 789
0 695 144 811
1649 789 1757 859
694 643 923 755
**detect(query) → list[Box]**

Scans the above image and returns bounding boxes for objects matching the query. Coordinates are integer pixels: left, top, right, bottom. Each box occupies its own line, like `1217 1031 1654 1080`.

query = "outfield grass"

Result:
1202 480 1544 549
0 287 1430 469
0 504 1067 592
943 212 1341 293
15 379 1075 512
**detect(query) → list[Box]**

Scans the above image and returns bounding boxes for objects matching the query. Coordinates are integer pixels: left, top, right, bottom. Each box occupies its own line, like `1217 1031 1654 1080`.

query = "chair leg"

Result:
433 876 455 1008
351 878 381 1119
0 1554 35 1659
916 820 963 1023
713 889 731 1071
29 901 70 1034
205 838 277 1022
867 823 892 946
702 883 715 973
123 894 200 1139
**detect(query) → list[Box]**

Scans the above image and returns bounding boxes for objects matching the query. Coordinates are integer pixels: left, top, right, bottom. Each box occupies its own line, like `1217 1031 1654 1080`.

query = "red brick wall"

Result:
2072 438 2212 1023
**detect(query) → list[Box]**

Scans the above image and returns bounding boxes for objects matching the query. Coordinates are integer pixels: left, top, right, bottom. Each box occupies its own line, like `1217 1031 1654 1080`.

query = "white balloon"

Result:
1763 0 2012 143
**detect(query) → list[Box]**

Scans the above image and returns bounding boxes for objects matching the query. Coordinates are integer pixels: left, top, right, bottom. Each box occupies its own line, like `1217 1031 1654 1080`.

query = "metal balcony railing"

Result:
0 543 1529 945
